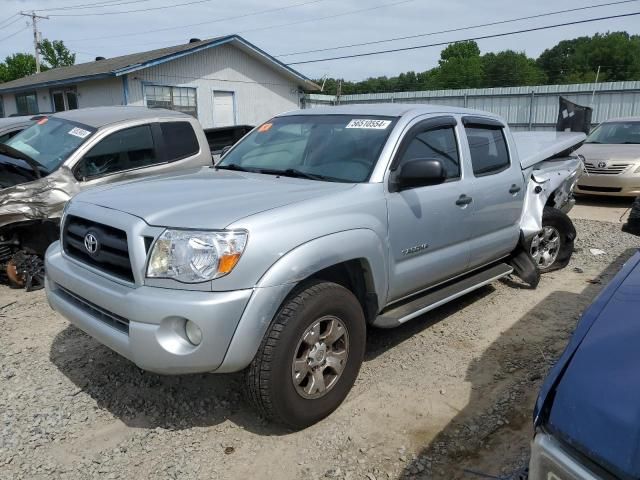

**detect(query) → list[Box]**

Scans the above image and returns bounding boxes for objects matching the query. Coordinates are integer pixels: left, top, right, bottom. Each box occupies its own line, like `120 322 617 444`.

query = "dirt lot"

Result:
0 203 638 480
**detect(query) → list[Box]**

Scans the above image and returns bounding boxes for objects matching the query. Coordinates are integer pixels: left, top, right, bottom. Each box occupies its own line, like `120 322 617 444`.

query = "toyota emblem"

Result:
597 161 607 168
84 232 99 255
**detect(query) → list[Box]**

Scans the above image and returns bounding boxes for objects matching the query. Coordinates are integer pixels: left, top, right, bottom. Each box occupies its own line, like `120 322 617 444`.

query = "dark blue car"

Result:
530 249 640 479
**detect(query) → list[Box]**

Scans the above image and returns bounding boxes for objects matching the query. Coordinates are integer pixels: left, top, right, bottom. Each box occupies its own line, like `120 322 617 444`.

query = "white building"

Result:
0 35 319 128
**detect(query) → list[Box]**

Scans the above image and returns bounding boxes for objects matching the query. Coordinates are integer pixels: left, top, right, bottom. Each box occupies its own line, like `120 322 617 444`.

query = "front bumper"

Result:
46 241 254 374
576 173 640 197
529 433 608 480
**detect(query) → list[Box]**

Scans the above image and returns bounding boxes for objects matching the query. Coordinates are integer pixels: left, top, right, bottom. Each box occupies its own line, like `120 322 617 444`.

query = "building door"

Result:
212 91 235 127
52 88 78 112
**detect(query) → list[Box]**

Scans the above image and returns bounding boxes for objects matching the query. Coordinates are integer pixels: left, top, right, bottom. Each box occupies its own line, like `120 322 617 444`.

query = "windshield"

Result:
218 115 398 182
5 117 96 172
585 121 640 144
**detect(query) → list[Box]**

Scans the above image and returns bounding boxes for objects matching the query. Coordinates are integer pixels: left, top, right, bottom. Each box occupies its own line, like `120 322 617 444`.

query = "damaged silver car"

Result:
0 106 214 290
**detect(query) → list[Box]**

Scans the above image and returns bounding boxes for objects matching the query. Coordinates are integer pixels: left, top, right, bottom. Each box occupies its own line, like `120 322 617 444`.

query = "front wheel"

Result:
246 280 366 430
529 207 576 273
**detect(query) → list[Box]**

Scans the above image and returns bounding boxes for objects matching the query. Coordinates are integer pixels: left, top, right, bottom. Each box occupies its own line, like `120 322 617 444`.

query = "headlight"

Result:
60 201 71 238
146 229 248 283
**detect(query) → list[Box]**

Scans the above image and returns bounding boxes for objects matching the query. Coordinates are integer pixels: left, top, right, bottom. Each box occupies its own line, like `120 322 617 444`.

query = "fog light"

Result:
185 320 202 346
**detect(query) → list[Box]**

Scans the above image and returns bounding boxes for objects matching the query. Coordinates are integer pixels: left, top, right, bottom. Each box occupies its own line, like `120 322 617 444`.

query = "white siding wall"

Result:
1 77 123 116
126 44 301 128
76 77 124 108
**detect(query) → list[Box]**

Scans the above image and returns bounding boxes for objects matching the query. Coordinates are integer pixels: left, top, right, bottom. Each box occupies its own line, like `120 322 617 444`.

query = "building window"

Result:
51 88 78 112
15 92 39 115
0 96 4 118
145 85 197 117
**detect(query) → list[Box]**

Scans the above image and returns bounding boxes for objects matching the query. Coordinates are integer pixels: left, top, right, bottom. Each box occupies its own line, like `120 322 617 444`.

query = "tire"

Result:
246 280 366 430
528 207 576 273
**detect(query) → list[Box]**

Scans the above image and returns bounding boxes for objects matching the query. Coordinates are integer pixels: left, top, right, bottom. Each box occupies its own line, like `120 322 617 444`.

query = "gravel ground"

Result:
0 218 638 480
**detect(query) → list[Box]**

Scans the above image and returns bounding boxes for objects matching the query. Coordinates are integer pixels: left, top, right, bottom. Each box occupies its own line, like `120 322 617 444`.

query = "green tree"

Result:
482 50 546 87
39 39 76 69
0 53 39 83
537 32 640 84
430 41 484 89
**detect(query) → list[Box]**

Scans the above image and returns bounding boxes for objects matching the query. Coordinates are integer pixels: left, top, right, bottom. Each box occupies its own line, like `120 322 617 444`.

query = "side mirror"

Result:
396 158 446 190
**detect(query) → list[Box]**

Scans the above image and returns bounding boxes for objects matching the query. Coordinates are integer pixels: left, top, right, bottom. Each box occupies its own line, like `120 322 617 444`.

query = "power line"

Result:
48 0 217 16
236 0 417 36
0 16 22 30
277 0 640 57
0 13 19 28
38 0 153 12
67 0 328 41
288 11 640 65
0 26 30 44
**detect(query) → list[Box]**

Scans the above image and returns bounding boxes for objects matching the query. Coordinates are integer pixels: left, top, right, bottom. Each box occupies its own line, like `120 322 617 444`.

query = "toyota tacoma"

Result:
45 104 585 428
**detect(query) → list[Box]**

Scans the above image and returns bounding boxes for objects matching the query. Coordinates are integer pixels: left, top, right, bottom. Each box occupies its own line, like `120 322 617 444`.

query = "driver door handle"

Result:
509 184 521 194
455 194 473 206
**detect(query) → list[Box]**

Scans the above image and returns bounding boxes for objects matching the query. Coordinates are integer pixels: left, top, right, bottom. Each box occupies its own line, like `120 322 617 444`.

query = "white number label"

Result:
68 127 91 139
345 119 392 129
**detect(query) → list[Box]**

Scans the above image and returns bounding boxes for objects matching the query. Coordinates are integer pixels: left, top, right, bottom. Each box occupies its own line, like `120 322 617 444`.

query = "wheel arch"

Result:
217 230 387 373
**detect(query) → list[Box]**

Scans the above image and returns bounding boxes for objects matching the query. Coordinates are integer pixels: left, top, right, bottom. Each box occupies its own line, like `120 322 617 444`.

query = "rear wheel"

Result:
529 207 576 273
246 280 366 430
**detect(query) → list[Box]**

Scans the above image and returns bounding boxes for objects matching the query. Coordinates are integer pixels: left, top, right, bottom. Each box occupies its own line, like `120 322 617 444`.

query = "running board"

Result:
374 263 513 328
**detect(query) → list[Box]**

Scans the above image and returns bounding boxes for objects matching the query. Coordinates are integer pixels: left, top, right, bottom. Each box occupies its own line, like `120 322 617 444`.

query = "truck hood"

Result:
535 251 640 479
577 143 640 163
74 167 355 229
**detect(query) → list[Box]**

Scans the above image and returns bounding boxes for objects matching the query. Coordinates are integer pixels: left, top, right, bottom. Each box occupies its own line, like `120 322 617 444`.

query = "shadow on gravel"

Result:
365 286 495 362
49 284 495 436
49 327 289 435
397 248 636 480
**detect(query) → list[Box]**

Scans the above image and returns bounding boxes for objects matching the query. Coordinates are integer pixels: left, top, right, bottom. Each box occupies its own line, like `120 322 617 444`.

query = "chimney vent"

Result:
95 56 106 61
189 38 201 43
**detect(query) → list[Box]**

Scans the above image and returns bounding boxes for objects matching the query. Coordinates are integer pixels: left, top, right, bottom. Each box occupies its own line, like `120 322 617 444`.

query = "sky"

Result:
1 0 640 81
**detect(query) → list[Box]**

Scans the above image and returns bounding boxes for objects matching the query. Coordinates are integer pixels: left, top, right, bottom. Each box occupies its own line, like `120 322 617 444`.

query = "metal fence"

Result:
303 81 640 131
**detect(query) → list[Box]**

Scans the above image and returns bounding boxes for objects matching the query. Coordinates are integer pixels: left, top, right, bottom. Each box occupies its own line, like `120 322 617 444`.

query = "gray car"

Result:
575 117 640 197
0 115 39 144
0 106 213 290
44 104 584 428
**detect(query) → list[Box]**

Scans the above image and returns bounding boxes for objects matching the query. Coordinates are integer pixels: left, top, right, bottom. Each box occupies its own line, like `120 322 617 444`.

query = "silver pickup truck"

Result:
44 104 584 429
0 107 213 290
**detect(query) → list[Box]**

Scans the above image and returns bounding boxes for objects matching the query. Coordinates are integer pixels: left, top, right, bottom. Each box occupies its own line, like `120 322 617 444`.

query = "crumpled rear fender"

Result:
520 157 583 238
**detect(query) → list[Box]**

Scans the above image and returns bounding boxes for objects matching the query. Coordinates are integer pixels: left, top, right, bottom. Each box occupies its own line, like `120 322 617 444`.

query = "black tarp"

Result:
556 96 593 134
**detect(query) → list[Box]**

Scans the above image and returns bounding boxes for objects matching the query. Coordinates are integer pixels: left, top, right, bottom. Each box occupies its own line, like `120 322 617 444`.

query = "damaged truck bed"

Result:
0 106 215 290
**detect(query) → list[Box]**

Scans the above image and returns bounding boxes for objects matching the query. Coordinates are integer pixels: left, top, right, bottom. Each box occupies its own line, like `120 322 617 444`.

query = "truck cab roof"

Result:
53 106 192 129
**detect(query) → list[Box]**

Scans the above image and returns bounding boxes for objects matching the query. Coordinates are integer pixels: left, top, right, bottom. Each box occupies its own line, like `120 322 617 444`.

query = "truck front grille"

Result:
584 161 630 175
63 215 134 282
57 285 130 334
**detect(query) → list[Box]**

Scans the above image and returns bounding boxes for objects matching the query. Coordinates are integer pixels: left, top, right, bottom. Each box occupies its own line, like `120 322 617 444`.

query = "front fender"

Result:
216 229 388 372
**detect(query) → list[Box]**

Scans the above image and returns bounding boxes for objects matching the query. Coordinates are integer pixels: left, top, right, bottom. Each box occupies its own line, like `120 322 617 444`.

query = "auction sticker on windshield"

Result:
346 119 392 129
68 127 91 139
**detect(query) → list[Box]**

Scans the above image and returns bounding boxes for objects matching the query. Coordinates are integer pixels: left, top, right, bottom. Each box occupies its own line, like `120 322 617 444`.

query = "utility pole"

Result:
20 11 49 74
590 65 601 107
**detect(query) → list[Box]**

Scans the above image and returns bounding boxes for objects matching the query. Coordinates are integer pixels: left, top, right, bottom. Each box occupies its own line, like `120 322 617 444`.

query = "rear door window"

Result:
465 127 510 176
77 125 160 180
160 121 199 161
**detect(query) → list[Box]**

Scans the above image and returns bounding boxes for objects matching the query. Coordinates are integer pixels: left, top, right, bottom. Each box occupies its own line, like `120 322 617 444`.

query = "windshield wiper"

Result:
0 144 43 178
265 168 347 182
215 163 251 172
